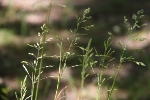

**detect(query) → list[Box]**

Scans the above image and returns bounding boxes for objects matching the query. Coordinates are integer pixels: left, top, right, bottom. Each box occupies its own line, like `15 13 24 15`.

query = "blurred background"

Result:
0 0 150 100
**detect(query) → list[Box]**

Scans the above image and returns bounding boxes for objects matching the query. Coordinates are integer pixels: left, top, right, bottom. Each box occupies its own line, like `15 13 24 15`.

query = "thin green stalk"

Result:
80 49 87 100
107 49 125 100
96 71 105 100
81 68 85 90
54 73 61 100
107 64 121 100
34 1 52 99
81 56 86 91
80 39 92 100
35 32 46 100
54 42 62 100
31 75 35 100
80 64 85 100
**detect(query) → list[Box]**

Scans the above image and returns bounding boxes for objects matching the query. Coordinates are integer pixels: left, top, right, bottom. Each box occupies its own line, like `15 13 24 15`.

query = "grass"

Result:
15 4 147 100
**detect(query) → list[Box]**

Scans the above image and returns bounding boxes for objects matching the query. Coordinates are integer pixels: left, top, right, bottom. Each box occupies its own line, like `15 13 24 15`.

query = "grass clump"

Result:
15 5 147 100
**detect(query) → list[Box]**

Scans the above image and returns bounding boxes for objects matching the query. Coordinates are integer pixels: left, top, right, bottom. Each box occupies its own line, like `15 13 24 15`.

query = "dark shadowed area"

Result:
0 0 150 100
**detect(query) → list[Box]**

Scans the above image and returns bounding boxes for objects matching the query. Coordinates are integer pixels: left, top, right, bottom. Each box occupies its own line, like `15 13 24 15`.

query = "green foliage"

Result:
16 6 146 100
